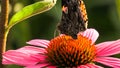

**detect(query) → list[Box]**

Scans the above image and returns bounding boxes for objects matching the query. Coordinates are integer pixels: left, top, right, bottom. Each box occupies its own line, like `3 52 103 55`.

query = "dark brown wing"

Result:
58 0 88 39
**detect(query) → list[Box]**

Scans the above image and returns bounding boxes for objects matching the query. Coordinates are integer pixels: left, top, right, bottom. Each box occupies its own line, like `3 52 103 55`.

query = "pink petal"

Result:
78 64 103 68
17 46 46 54
2 48 48 66
78 29 99 44
96 40 120 56
85 64 103 68
25 63 50 68
30 54 47 63
3 50 38 66
26 39 50 48
94 57 120 68
78 65 89 68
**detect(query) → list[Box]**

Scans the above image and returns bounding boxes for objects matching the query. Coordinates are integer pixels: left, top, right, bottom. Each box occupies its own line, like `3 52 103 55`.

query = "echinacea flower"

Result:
2 29 120 68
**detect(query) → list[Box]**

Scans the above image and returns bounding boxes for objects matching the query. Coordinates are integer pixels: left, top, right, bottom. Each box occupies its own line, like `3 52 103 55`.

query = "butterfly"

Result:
58 0 88 39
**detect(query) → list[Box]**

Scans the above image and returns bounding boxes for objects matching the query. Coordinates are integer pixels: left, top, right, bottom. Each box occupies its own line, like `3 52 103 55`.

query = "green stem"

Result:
0 0 9 67
116 0 120 20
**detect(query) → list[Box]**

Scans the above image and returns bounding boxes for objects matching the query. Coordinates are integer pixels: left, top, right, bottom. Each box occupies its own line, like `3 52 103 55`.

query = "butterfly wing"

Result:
58 0 88 39
79 0 88 29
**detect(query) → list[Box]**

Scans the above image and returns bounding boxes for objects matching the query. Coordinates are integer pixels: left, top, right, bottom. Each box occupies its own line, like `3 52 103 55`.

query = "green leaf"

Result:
8 0 57 29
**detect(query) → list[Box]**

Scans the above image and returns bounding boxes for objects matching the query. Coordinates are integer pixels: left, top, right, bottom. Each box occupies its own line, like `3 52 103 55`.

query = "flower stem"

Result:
0 0 9 67
116 0 120 20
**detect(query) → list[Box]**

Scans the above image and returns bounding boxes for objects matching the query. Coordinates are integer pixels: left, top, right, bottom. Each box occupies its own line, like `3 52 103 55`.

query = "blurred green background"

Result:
1 0 120 68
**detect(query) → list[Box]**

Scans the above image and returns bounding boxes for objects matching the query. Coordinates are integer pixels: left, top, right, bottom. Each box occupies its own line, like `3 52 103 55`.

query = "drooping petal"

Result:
85 64 103 68
78 65 89 68
94 57 120 68
25 63 50 68
26 39 50 48
2 47 48 66
17 46 46 54
78 29 99 44
78 64 103 68
96 40 120 56
3 50 38 66
29 53 47 63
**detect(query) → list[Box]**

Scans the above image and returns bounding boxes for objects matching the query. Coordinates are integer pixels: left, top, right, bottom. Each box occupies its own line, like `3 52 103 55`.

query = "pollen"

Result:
45 35 96 67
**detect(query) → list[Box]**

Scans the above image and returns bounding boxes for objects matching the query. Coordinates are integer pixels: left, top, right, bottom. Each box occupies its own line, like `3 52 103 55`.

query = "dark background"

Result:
2 0 120 68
